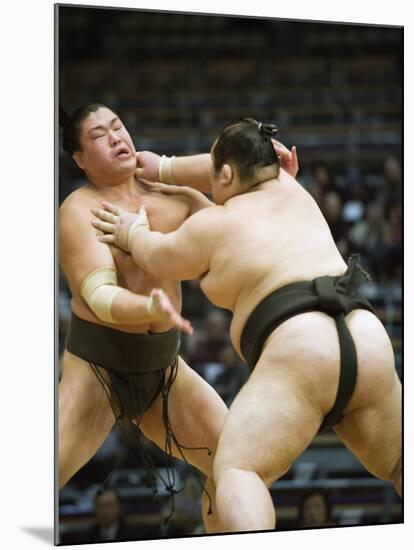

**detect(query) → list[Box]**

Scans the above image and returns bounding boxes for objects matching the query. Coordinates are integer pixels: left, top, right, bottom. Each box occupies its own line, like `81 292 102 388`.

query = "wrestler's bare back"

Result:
179 171 397 421
197 172 348 348
60 179 190 334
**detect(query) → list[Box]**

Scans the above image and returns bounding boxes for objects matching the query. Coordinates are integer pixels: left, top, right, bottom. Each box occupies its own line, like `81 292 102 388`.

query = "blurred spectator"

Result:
214 345 249 405
378 155 402 215
84 488 137 542
349 202 384 249
342 182 368 224
189 309 230 370
298 490 336 528
181 279 209 320
348 202 390 279
310 163 347 200
321 191 350 258
384 202 402 278
307 180 324 207
322 192 347 242
159 475 204 536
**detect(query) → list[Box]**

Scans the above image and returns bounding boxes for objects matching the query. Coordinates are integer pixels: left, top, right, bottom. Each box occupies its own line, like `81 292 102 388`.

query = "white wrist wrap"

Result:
127 207 150 251
80 266 123 323
159 155 176 184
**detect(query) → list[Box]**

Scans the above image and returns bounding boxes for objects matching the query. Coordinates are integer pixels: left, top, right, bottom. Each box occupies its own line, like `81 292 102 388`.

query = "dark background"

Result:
58 5 402 544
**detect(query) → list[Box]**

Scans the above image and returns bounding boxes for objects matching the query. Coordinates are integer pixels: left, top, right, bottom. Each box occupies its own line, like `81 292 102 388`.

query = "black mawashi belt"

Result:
240 255 374 432
66 313 180 374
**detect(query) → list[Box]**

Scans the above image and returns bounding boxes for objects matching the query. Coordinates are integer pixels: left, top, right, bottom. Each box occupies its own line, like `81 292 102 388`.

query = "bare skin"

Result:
94 143 401 533
59 107 226 533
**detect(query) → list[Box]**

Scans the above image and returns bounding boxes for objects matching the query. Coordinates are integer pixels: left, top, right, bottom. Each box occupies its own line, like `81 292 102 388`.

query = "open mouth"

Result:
115 147 130 159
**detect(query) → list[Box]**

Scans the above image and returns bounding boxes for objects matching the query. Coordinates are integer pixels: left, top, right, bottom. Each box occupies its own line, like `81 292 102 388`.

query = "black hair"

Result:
59 102 113 156
212 117 280 187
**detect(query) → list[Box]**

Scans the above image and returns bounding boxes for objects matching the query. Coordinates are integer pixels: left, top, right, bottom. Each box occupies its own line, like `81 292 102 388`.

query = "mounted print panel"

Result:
56 4 403 545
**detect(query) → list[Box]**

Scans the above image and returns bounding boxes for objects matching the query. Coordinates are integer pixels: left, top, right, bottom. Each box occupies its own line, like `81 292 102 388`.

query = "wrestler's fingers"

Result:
101 201 121 215
167 306 193 335
178 316 193 335
91 208 118 224
152 288 169 310
97 234 115 244
140 181 182 196
159 184 187 196
175 317 193 335
151 181 175 192
91 219 116 233
291 146 299 173
142 180 169 191
151 290 193 334
271 139 292 160
169 310 193 335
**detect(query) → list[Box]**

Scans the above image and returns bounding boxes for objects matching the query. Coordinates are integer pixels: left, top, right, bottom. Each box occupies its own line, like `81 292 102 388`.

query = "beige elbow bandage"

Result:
159 155 176 184
80 266 123 323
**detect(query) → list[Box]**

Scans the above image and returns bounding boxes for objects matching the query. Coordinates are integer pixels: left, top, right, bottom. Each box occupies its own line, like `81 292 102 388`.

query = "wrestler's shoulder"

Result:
59 186 103 238
60 185 102 216
183 202 227 229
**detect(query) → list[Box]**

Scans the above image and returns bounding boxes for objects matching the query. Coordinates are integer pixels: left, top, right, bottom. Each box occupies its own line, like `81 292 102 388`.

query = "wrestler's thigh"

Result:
140 357 228 477
334 371 401 480
333 310 402 480
59 351 116 443
213 356 322 485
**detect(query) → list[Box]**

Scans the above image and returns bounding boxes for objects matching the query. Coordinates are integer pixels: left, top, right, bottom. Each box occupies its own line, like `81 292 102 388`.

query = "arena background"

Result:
57 5 403 544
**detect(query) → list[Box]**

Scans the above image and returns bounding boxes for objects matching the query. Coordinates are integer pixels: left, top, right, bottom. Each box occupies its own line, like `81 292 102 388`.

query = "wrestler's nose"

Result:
108 129 121 146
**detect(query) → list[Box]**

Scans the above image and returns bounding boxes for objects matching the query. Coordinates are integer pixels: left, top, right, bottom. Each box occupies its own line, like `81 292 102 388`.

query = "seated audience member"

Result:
298 490 336 528
84 488 137 542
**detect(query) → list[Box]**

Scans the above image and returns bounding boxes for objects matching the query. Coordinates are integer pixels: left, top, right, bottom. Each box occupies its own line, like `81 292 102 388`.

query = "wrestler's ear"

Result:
219 164 233 187
73 151 85 170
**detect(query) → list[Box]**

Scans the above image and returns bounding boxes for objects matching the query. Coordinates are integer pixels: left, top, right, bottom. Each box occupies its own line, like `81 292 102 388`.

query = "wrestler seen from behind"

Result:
93 117 402 533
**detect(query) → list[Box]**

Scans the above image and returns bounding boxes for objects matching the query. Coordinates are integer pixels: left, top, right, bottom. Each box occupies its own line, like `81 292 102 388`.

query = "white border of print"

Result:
1 0 410 549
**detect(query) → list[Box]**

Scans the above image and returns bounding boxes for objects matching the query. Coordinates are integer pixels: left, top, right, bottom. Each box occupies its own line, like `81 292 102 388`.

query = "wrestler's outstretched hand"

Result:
149 288 193 335
91 202 149 252
271 139 299 178
135 151 161 181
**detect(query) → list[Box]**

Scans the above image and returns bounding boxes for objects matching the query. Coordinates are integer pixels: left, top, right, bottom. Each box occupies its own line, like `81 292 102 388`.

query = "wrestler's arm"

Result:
129 207 217 281
59 196 176 324
136 152 212 193
136 141 298 193
172 184 214 214
169 154 212 193
138 178 214 214
168 154 297 191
